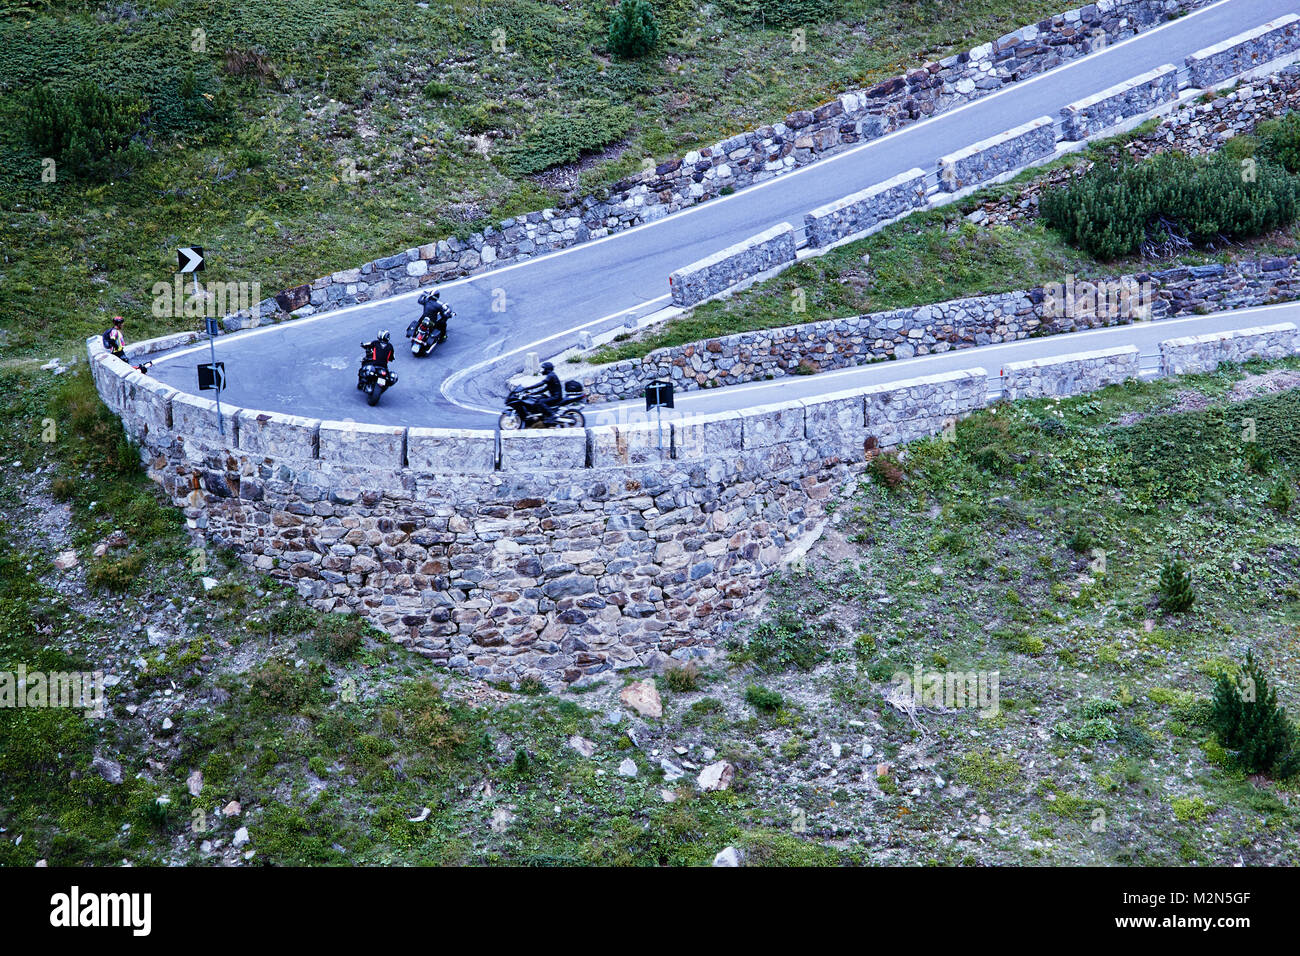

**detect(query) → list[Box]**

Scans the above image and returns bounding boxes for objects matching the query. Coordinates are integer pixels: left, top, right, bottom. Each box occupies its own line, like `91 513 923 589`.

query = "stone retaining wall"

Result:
804 168 928 249
669 224 797 308
939 116 1058 191
86 335 987 684
1059 64 1180 139
1185 13 1300 88
1158 322 1300 375
999 345 1140 398
579 257 1300 401
213 0 1206 330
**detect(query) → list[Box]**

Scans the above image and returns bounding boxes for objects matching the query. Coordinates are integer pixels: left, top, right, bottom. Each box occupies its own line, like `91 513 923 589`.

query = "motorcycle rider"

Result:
408 290 450 344
358 330 396 388
522 361 563 424
103 316 127 359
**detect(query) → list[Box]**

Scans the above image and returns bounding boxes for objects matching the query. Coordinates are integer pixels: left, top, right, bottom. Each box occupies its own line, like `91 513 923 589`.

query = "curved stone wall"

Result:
89 313 1300 683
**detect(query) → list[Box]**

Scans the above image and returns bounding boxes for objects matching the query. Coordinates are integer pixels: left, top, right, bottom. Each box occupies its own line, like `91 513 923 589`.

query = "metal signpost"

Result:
179 247 225 435
645 379 674 455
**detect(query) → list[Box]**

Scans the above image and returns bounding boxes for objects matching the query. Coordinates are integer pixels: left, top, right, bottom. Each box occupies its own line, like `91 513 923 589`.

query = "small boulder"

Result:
712 846 744 867
619 680 662 719
567 735 596 758
90 756 123 785
697 761 735 792
617 758 638 778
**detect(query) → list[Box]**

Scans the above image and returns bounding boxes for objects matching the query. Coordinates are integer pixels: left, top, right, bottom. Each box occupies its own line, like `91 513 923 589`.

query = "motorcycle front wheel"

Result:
498 410 524 430
366 385 382 406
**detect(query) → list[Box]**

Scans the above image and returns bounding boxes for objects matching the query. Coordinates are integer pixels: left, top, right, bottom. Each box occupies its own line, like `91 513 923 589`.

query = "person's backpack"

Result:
102 328 116 351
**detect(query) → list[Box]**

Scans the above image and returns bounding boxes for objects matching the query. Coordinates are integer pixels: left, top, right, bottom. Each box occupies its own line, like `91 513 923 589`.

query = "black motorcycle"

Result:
408 309 454 357
356 350 397 407
499 380 586 429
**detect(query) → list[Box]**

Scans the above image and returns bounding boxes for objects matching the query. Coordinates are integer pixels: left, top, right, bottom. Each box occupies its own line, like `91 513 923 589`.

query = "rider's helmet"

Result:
112 315 124 325
378 330 391 342
541 361 554 374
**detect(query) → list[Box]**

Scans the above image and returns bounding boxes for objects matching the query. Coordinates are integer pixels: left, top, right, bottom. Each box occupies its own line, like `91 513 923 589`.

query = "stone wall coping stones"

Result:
498 429 589 471
236 409 322 462
669 222 798 308
587 420 672 468
1058 64 1180 139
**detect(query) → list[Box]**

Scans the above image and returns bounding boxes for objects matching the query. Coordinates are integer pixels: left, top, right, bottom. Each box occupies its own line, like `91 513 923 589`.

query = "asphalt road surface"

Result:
144 0 1294 430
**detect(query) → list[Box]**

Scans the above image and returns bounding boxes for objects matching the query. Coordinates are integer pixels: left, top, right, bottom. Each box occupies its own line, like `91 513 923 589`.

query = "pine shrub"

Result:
503 99 633 175
1039 151 1299 259
1257 110 1300 174
717 0 840 28
1210 652 1300 777
1157 556 1194 613
20 80 148 182
608 0 658 59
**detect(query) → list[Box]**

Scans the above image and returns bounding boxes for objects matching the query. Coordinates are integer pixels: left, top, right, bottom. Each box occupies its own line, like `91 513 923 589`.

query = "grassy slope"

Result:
1 0 1075 360
2 356 1297 865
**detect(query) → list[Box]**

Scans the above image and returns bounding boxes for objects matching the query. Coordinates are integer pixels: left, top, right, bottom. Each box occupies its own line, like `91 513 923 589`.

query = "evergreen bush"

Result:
1040 151 1298 259
608 0 658 59
1157 556 1195 613
1210 651 1300 777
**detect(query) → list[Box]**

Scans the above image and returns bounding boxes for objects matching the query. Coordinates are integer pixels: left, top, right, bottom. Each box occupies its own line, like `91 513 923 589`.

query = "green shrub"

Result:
1067 526 1096 554
1157 556 1195 613
741 604 837 672
1257 111 1300 174
744 684 784 713
1269 478 1294 514
717 0 840 28
1210 651 1300 778
663 662 701 692
1040 151 1299 259
503 99 632 175
866 450 906 489
19 80 147 182
244 658 325 714
607 0 658 59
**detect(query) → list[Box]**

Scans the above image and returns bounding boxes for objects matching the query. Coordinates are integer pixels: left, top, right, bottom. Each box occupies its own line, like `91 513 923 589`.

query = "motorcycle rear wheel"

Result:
558 409 585 428
366 385 381 406
498 410 524 430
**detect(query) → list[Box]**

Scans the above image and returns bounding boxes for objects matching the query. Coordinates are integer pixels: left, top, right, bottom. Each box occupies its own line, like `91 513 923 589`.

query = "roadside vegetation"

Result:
587 113 1300 364
0 0 1072 360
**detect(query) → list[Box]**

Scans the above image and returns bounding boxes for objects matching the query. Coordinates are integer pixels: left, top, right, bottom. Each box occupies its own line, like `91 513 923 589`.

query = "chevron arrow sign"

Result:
177 246 205 273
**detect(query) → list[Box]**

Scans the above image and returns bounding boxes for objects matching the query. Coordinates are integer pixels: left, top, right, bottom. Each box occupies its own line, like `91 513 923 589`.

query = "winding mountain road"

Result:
144 0 1296 429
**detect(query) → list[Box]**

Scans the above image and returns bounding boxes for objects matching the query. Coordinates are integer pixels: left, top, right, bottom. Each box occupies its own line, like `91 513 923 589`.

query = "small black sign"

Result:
645 379 674 411
197 362 226 391
178 246 205 274
204 316 221 337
